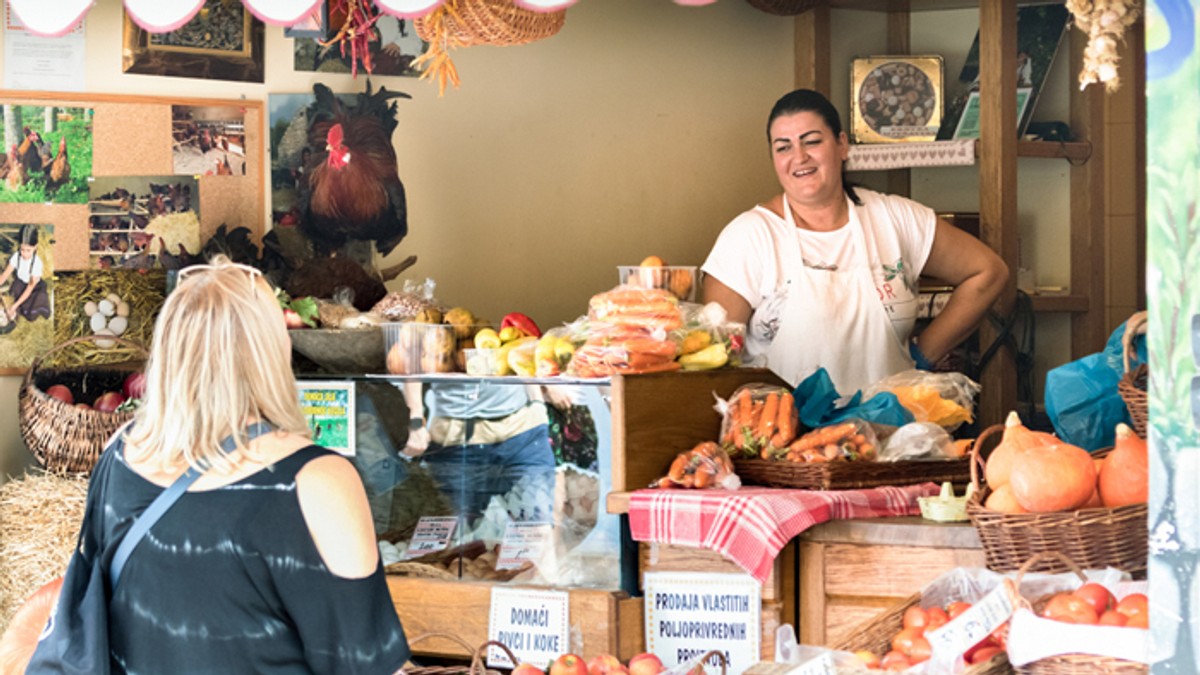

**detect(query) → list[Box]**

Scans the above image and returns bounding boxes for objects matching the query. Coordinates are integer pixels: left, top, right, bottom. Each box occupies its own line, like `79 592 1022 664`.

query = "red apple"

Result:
122 372 147 400
93 391 126 413
627 653 664 675
512 663 546 675
283 308 306 329
45 384 74 405
550 654 589 675
587 654 625 675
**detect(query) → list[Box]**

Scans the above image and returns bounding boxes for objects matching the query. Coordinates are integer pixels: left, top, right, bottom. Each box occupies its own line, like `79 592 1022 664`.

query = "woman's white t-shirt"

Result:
7 252 43 284
702 187 937 374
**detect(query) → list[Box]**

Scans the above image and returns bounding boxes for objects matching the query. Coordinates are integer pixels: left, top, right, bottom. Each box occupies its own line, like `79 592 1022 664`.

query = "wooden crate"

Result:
386 577 644 660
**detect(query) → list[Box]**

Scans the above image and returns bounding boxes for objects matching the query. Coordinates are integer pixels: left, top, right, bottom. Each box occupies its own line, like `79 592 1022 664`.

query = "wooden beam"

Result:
976 0 1019 427
794 5 831 94
885 6 912 197
1069 15 1108 358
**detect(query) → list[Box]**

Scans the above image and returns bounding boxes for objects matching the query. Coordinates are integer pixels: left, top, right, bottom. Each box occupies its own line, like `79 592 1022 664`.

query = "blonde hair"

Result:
124 255 310 472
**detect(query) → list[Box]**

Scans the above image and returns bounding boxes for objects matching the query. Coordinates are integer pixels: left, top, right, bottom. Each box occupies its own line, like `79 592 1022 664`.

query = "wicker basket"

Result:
744 0 825 16
384 540 530 582
1117 311 1148 438
831 593 1011 674
18 336 147 474
1010 553 1148 675
733 455 970 490
414 0 565 48
965 427 1148 577
406 633 516 675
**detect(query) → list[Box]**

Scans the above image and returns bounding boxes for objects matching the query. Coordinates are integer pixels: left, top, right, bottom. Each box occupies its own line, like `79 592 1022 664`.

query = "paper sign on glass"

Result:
402 516 459 560
497 522 552 571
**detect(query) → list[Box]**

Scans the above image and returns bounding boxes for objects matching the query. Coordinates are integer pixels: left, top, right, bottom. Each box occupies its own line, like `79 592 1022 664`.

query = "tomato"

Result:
989 623 1009 650
880 651 912 672
925 607 950 632
1116 593 1149 622
1073 583 1115 616
1042 592 1099 625
1098 610 1128 627
1125 612 1149 629
968 646 1003 665
902 606 930 631
907 636 932 664
963 637 996 663
891 627 925 657
947 601 972 619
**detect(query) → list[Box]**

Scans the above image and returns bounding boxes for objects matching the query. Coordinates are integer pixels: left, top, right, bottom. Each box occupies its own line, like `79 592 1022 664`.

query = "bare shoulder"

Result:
295 453 379 579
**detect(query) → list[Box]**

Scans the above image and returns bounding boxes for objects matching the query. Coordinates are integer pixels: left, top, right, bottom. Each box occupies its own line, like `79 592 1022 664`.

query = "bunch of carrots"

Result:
657 441 737 489
778 422 877 463
722 387 798 457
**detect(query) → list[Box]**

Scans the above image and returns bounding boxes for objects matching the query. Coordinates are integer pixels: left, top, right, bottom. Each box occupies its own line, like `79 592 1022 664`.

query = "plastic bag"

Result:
652 441 741 490
794 367 915 429
1045 319 1147 451
715 384 797 458
371 277 439 321
864 370 981 431
566 332 679 377
672 302 747 371
587 285 684 334
880 422 956 461
779 419 878 463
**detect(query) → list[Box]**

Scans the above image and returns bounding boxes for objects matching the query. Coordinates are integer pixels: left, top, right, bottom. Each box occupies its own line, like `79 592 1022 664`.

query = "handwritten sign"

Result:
926 584 1015 665
645 572 761 675
402 516 459 560
295 381 356 456
488 587 570 668
497 522 551 570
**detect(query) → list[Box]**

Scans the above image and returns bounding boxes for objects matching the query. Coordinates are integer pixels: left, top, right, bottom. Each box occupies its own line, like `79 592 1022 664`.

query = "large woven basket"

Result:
18 336 147 474
733 455 970 491
965 427 1148 578
744 0 825 15
1011 553 1148 675
1116 311 1148 437
832 593 1011 674
414 0 565 48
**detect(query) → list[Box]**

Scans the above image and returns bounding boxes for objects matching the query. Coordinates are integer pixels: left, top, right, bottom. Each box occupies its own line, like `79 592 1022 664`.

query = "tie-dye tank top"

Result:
82 444 410 674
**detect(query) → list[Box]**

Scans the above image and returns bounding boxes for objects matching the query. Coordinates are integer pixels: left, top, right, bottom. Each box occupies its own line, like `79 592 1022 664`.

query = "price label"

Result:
402 516 459 560
497 522 551 570
926 585 1015 661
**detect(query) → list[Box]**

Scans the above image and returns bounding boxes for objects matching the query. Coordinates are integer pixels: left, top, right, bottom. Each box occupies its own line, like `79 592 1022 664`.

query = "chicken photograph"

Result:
299 81 411 257
1 103 91 203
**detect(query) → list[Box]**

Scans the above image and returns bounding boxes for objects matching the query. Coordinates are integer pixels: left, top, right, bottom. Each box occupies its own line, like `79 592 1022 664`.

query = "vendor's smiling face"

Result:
769 111 849 209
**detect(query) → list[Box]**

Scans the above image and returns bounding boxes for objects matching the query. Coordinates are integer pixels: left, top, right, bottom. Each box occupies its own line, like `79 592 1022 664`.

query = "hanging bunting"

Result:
123 0 206 33
241 0 324 24
514 0 576 11
5 0 92 37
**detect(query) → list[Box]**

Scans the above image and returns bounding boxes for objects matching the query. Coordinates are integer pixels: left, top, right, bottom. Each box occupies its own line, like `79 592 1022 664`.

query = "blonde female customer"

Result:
57 256 409 673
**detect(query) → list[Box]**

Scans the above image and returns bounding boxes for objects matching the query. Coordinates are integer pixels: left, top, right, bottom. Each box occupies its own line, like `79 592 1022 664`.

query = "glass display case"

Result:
297 373 622 591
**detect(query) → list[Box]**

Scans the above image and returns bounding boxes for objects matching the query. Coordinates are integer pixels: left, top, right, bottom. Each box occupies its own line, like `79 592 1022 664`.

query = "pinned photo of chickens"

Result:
87 176 201 270
0 104 93 204
171 105 247 177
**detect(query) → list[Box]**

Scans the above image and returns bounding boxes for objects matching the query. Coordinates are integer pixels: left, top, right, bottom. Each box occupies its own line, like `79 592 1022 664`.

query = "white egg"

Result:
89 313 108 333
98 299 115 317
93 328 116 349
108 316 129 336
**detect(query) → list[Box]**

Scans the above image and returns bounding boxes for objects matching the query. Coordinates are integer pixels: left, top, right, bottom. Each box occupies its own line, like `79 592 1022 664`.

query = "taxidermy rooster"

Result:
300 80 411 257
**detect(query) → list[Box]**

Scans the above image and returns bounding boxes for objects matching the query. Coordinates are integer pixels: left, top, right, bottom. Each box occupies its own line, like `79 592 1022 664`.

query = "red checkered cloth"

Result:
629 483 941 583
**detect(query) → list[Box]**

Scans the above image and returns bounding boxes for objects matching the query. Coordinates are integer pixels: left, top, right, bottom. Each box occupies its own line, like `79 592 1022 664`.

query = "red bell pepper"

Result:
500 312 541 338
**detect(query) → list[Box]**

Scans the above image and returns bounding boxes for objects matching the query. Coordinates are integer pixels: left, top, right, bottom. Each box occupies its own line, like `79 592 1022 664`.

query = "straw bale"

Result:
0 471 88 636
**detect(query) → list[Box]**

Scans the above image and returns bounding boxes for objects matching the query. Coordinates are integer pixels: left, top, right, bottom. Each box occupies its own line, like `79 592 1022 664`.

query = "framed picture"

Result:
122 0 265 83
850 55 943 144
284 1 328 40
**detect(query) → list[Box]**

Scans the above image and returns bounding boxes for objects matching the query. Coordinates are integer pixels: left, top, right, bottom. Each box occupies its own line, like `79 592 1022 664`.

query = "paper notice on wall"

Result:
487 587 570 669
4 1 86 92
644 572 762 675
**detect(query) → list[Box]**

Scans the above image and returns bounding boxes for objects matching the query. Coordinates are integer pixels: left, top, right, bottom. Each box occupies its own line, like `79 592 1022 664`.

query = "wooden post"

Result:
885 6 911 197
794 5 830 94
977 0 1019 426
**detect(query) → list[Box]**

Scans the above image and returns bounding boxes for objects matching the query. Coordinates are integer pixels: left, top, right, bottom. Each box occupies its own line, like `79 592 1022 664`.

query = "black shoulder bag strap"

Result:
107 421 276 588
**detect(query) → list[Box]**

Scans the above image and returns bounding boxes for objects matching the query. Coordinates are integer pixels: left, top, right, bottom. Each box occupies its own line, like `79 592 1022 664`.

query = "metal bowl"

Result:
288 327 384 374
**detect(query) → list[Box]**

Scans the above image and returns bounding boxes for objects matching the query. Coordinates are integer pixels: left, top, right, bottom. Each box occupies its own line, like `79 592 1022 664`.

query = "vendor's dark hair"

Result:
17 224 39 247
767 89 862 205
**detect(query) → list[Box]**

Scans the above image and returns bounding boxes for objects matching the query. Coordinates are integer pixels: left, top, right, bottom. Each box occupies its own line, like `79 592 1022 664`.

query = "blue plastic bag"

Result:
793 368 915 429
1044 320 1147 451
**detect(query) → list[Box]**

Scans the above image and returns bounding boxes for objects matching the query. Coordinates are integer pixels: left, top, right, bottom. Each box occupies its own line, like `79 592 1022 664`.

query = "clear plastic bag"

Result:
779 418 879 463
652 441 741 490
714 383 797 458
880 422 956 462
587 285 684 333
863 370 981 431
672 302 746 370
370 277 440 321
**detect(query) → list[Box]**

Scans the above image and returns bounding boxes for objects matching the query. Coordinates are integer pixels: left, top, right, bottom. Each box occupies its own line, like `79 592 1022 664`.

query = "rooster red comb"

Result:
326 123 345 147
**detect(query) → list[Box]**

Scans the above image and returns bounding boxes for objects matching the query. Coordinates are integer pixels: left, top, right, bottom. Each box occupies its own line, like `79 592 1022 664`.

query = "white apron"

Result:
760 199 915 393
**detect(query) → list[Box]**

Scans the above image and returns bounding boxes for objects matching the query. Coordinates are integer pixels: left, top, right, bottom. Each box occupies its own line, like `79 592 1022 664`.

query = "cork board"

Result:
0 91 264 270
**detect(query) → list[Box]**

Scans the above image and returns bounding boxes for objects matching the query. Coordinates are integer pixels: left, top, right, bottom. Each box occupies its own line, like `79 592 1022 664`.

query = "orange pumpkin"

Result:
984 483 1028 514
1098 423 1148 507
0 576 62 675
985 411 1058 488
1010 442 1097 512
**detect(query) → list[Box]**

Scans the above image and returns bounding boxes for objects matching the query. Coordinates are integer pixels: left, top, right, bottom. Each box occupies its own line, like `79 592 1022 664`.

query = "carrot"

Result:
771 392 796 447
787 422 858 453
759 392 780 445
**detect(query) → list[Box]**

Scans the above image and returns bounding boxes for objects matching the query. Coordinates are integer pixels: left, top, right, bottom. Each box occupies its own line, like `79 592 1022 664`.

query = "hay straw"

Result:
0 471 89 636
46 270 165 368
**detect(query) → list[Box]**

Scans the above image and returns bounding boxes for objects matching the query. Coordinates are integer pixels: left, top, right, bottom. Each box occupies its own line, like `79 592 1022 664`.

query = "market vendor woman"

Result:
0 224 52 322
702 89 1008 392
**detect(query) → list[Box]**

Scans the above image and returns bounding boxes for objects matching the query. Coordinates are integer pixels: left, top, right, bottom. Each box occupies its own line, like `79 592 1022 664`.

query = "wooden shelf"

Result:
1030 294 1090 313
1014 140 1093 161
